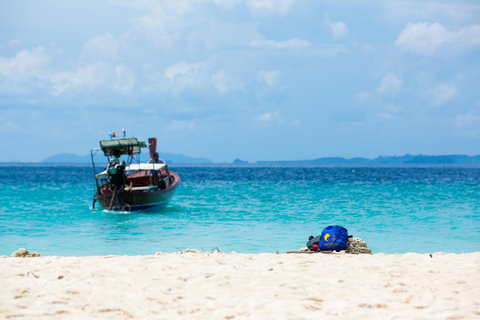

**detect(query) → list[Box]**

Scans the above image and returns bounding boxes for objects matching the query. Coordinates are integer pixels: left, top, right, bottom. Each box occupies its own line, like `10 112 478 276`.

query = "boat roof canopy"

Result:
99 138 147 156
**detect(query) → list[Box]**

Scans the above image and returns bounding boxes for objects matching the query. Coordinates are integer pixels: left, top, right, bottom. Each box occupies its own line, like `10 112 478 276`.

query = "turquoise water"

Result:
1 164 479 256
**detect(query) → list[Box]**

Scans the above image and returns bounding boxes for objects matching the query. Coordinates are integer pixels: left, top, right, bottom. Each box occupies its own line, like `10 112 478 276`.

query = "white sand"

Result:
1 252 479 319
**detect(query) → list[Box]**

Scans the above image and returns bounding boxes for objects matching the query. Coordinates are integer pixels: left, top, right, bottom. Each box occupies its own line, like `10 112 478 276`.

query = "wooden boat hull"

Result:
95 172 180 212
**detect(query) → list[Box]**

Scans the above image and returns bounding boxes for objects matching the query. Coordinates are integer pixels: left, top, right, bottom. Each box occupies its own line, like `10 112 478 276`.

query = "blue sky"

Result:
0 0 479 162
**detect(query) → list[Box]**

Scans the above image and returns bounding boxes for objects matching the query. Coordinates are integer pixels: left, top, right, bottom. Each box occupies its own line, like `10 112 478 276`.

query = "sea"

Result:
1 164 479 256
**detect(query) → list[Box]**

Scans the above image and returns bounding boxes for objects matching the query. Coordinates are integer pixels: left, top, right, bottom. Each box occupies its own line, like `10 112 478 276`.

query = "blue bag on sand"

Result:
319 225 348 251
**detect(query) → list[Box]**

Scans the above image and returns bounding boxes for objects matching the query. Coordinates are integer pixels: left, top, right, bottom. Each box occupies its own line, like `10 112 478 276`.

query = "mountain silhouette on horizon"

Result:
42 152 213 164
27 153 480 165
257 154 480 164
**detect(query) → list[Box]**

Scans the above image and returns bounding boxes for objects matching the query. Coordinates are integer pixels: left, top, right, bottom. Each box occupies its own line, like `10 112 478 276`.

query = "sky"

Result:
0 0 479 162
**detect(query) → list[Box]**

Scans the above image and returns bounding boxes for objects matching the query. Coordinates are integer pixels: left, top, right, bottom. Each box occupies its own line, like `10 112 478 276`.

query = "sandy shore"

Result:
1 252 479 319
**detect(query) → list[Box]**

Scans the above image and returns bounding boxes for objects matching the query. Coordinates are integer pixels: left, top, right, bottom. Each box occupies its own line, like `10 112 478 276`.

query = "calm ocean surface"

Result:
1 164 479 256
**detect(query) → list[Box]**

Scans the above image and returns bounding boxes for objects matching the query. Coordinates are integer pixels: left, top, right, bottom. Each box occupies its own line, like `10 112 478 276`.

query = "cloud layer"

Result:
0 0 479 161
396 22 480 55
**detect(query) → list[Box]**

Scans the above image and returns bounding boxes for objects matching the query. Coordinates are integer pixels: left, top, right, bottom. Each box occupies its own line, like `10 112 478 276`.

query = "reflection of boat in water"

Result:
91 133 180 212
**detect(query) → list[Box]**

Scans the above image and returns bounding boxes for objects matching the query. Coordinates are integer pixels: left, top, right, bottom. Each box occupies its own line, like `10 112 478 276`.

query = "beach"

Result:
1 252 479 319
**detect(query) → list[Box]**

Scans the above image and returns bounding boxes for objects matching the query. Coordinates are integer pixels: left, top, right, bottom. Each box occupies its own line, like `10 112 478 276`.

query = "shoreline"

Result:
2 252 479 319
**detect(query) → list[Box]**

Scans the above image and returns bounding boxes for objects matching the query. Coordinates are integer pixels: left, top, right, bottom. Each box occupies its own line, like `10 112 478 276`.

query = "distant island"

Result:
233 159 249 164
37 153 480 165
257 154 480 165
42 152 213 164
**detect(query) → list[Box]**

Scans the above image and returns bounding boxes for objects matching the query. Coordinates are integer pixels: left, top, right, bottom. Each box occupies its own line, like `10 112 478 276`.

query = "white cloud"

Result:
8 39 22 46
395 22 453 55
377 73 402 95
429 83 457 107
254 111 300 127
164 62 206 82
83 33 118 58
135 13 176 46
355 78 403 122
289 118 301 127
0 118 26 133
166 120 196 131
453 108 480 128
354 92 374 105
188 21 262 50
212 0 241 7
250 37 310 49
456 25 480 47
0 46 134 96
114 0 248 50
395 22 480 55
384 103 401 114
113 66 135 92
0 47 51 80
325 15 348 38
383 1 480 23
158 61 210 94
257 70 281 87
112 0 201 13
211 72 242 94
246 0 297 15
378 103 402 120
116 0 298 49
130 5 189 48
49 64 106 96
330 21 348 38
254 110 285 126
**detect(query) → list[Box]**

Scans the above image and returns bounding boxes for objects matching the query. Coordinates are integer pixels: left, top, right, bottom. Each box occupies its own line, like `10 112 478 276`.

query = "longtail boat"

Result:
91 132 180 212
